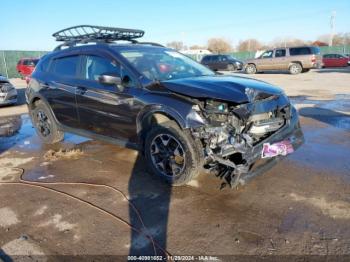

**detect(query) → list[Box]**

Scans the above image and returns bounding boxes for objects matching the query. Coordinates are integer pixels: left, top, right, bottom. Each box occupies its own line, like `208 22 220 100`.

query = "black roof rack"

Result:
53 25 144 42
52 25 165 51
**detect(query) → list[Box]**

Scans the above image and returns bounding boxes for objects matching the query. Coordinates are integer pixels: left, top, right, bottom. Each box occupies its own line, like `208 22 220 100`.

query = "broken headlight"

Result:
205 100 228 113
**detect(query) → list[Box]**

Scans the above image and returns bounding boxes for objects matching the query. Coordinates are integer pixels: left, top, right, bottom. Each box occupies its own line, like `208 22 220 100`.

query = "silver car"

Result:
0 75 17 106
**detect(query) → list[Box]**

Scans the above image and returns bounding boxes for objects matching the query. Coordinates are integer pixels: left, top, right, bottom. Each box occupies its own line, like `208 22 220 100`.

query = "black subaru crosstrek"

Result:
26 25 304 187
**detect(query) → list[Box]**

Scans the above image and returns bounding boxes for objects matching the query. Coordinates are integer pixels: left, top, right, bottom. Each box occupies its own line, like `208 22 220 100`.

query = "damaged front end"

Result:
191 90 304 188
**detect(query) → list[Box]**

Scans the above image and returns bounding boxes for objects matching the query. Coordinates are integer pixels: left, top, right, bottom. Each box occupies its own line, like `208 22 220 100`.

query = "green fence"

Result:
1 45 350 78
0 50 48 78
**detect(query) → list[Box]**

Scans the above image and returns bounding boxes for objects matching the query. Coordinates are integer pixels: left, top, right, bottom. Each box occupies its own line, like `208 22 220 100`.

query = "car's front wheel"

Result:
245 64 257 74
227 63 235 71
144 121 202 186
31 100 64 144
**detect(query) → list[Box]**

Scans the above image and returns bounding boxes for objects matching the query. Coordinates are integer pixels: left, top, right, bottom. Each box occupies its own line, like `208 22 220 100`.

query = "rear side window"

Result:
275 49 286 57
52 56 79 77
289 47 311 56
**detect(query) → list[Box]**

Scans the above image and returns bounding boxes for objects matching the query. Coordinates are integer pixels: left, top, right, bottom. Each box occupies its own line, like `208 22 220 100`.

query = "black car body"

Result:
201 54 243 71
26 26 304 187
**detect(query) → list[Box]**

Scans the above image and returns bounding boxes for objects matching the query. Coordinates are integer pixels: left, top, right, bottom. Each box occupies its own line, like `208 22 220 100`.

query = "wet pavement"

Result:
0 96 350 260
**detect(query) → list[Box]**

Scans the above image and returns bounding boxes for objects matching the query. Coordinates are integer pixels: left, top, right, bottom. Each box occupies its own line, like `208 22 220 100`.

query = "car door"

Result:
210 55 220 70
335 54 348 67
75 54 142 142
273 49 287 70
218 55 227 70
322 54 331 67
257 50 274 70
43 55 80 128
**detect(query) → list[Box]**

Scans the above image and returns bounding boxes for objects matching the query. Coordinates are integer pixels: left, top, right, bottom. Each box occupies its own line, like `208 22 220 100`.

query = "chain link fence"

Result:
0 50 48 78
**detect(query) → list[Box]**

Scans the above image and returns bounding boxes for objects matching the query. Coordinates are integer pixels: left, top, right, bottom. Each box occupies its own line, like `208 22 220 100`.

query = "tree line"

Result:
166 33 350 53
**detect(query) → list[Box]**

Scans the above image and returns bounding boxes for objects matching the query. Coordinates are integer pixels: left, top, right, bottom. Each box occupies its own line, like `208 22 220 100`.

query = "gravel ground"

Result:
0 69 349 261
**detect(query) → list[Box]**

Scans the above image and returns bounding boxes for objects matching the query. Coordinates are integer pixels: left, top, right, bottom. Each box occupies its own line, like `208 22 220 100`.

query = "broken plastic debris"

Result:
261 140 294 158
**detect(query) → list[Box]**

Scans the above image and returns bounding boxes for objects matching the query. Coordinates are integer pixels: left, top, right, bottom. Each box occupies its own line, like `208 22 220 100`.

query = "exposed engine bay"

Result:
192 91 293 188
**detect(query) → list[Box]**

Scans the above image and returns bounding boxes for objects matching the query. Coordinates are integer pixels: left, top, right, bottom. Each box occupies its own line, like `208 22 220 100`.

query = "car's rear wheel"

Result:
31 100 64 144
289 63 302 74
245 64 257 74
144 121 202 186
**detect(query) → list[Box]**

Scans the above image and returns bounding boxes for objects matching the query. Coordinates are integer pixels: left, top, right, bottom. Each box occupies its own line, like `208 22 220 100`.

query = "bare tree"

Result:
332 33 350 45
207 38 233 53
317 33 350 46
166 41 184 51
237 39 262 52
189 45 207 50
270 38 308 48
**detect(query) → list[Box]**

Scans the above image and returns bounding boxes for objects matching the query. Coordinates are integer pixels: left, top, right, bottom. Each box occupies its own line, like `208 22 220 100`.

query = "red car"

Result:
322 54 349 67
16 58 39 77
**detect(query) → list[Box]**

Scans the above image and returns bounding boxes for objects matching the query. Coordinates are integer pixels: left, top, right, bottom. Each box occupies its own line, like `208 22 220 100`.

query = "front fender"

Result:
136 103 206 135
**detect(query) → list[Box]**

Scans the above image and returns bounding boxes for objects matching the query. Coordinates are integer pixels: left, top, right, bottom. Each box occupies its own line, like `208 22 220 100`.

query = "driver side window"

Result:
261 50 273 59
85 55 121 81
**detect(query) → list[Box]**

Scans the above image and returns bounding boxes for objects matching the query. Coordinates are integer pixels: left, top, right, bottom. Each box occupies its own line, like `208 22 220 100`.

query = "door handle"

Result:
76 86 87 95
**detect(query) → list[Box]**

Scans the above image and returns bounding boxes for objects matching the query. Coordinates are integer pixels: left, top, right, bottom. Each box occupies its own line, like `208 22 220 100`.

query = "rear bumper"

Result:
241 106 304 182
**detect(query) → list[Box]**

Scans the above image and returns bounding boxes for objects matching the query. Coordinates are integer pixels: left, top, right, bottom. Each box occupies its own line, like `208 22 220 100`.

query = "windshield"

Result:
119 48 215 81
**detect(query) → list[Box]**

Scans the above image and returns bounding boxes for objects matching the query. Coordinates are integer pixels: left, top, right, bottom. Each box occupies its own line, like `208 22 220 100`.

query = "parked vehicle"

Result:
26 25 304 187
0 75 17 106
201 54 243 71
244 46 322 74
322 54 349 67
17 58 39 77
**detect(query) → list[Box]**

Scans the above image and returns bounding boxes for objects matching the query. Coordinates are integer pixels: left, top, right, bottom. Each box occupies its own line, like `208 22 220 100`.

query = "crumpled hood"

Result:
161 75 283 104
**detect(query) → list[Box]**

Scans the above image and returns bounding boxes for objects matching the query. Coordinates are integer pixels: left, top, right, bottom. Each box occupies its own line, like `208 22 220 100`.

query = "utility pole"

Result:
329 11 336 46
2 51 8 79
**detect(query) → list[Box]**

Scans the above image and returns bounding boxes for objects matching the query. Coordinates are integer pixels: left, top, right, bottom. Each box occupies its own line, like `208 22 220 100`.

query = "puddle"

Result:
289 126 350 176
290 94 350 131
0 114 90 153
290 94 350 113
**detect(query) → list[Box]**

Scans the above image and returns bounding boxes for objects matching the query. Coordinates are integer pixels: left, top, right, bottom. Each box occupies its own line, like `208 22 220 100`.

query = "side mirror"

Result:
98 74 122 85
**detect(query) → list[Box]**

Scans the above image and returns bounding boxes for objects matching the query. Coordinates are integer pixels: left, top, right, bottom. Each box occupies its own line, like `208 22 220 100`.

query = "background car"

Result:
0 75 17 106
322 54 349 67
201 54 243 71
16 57 39 77
244 46 322 74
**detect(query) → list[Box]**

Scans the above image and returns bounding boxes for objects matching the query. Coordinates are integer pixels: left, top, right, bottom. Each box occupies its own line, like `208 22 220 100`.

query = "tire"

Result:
31 100 64 144
227 63 235 71
289 63 302 74
301 68 310 73
144 121 202 186
245 64 257 74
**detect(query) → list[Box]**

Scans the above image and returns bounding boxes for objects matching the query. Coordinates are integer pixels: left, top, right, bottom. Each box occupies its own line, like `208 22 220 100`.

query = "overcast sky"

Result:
1 0 350 51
